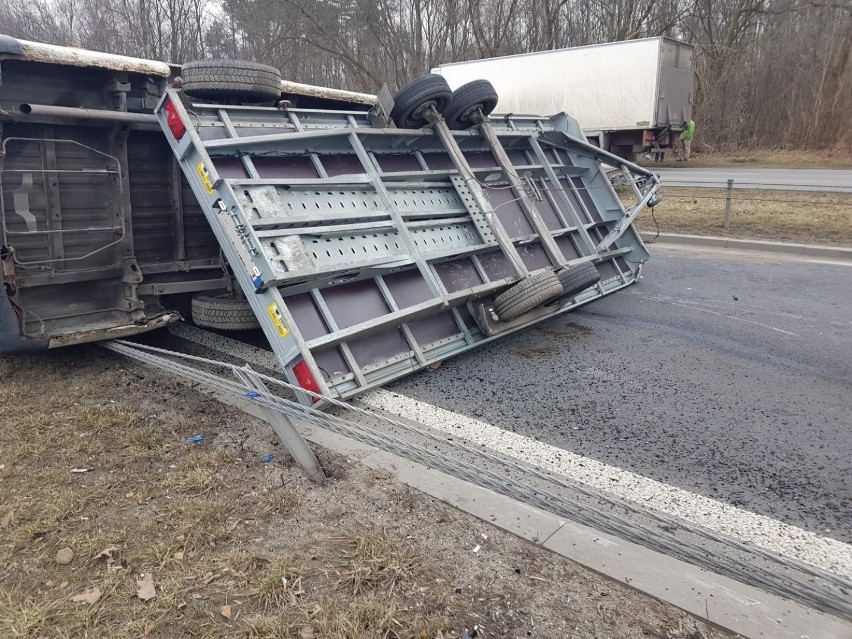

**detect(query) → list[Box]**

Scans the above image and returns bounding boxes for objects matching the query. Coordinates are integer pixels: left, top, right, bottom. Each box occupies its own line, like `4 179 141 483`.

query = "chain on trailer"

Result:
103 338 852 622
154 88 655 405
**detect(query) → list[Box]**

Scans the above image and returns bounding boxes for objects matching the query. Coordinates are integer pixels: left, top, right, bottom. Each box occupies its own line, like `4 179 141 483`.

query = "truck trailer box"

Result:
432 37 694 158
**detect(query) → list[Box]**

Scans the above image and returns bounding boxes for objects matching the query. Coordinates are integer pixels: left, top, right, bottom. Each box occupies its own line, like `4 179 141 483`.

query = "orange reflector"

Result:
293 360 321 402
163 98 186 140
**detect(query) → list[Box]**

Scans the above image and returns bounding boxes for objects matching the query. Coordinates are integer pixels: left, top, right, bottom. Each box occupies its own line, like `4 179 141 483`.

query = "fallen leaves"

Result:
95 546 119 561
95 546 125 572
136 572 157 601
220 604 232 620
69 587 102 605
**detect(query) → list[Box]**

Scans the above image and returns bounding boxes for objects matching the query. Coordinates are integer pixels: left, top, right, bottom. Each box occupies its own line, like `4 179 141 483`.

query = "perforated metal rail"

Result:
155 90 655 402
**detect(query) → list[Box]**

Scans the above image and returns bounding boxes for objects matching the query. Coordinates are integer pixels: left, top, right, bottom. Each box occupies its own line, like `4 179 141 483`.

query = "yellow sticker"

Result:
267 303 290 338
196 161 214 194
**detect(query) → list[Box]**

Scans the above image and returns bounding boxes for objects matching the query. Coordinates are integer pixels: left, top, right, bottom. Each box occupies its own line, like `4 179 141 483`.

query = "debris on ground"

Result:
136 572 157 601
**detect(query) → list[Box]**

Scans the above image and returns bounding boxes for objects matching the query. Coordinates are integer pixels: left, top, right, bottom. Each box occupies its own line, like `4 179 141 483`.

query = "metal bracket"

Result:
472 298 557 337
368 85 394 128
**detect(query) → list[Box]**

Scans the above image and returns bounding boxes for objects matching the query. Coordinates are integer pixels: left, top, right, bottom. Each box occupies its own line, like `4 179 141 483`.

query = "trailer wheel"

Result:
444 79 499 130
180 59 282 102
191 293 261 331
390 74 453 128
494 269 563 321
552 262 601 303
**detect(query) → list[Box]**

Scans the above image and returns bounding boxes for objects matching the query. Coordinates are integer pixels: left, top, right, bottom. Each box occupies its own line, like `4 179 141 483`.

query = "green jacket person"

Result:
679 119 696 161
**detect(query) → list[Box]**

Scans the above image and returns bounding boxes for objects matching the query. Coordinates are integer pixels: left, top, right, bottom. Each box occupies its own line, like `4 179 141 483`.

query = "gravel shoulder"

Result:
0 347 734 639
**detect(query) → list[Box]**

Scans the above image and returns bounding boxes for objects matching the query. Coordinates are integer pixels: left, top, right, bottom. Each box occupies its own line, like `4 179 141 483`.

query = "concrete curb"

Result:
641 232 852 261
292 420 850 639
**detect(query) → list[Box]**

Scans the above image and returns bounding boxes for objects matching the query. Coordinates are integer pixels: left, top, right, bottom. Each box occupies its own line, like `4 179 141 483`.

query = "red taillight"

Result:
163 98 186 140
293 360 321 403
643 129 656 142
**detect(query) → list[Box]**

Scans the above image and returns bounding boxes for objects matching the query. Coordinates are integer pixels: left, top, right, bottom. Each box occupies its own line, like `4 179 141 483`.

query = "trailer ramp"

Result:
154 88 653 403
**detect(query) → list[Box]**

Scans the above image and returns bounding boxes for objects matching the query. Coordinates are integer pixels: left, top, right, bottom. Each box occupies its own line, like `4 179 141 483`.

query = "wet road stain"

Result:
535 322 595 338
511 345 558 359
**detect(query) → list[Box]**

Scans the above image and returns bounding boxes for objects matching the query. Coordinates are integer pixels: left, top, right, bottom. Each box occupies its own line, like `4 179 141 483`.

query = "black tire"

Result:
390 74 453 128
444 79 499 130
191 293 260 331
180 59 282 102
494 269 563 321
554 262 601 301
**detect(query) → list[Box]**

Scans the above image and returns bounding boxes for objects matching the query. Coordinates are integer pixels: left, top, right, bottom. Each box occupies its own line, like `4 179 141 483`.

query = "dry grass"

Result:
240 555 304 611
333 530 420 597
630 187 852 246
637 147 852 168
0 351 458 639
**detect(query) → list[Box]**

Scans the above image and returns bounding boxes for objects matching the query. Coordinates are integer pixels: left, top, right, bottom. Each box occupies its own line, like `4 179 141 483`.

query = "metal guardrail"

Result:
104 336 852 622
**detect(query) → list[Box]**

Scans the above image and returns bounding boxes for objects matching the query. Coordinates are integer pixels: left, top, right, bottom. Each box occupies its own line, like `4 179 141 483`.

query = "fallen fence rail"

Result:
104 337 852 622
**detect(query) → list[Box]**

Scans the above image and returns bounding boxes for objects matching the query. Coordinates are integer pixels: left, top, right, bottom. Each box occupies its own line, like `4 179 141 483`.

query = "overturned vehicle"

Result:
0 35 659 402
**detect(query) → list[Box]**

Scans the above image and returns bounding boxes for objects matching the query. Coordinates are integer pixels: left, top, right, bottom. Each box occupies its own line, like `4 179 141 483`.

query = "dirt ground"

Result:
636 148 852 169
629 187 852 247
0 347 736 639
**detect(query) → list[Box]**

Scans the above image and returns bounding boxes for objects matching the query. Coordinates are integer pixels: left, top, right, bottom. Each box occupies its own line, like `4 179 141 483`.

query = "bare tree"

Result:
1 0 848 149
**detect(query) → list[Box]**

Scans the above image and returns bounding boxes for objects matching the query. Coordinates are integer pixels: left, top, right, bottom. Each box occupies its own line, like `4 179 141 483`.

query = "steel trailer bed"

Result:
155 86 655 402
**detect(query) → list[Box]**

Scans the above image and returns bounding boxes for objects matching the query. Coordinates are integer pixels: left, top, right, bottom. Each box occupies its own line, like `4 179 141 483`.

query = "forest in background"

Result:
1 0 850 150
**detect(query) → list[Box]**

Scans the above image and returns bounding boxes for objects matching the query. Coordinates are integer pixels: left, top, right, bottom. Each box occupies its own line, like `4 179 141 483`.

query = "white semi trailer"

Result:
432 36 694 161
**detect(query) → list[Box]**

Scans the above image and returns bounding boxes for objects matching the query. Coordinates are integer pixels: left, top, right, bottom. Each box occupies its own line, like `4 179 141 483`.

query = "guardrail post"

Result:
723 178 734 230
234 365 327 484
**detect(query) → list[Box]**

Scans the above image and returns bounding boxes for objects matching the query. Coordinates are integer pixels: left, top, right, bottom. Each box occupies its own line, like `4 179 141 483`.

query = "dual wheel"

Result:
494 263 601 321
390 75 499 129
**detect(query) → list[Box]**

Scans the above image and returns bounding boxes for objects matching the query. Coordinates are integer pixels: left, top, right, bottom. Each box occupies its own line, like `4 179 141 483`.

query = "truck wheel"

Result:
444 79 499 130
180 59 282 102
553 262 601 302
191 293 261 331
390 74 453 128
494 269 563 321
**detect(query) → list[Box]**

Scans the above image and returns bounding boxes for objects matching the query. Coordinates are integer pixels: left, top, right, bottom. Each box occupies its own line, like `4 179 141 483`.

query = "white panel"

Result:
433 39 661 131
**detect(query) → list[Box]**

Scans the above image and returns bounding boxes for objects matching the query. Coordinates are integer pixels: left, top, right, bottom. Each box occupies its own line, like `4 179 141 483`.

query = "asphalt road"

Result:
655 167 852 192
383 245 852 543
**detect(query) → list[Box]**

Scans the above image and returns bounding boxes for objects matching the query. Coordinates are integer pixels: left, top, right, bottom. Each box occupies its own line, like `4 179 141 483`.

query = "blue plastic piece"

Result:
188 435 204 444
262 454 274 463
245 391 260 399
252 276 264 288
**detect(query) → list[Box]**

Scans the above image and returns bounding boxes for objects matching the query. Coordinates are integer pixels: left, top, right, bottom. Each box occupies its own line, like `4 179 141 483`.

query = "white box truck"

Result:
432 37 694 161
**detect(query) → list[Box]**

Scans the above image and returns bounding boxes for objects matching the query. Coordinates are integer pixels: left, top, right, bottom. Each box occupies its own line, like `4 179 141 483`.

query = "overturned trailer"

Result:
0 36 659 402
